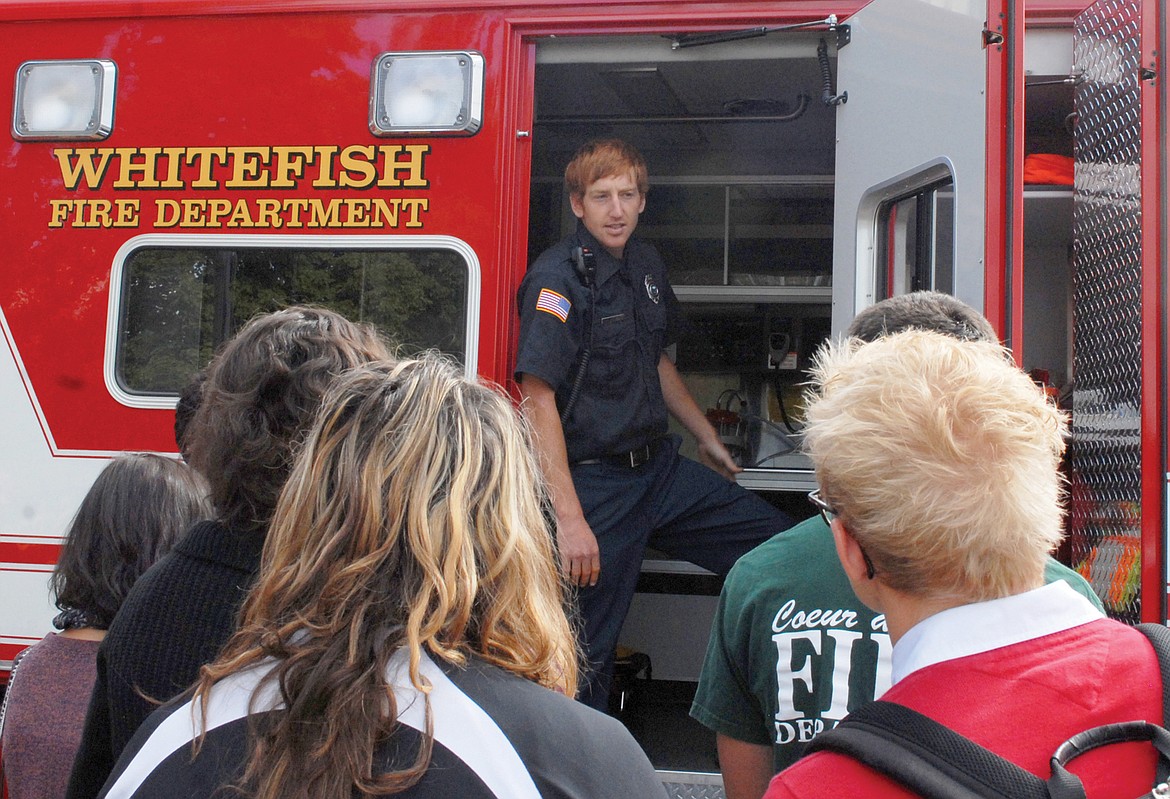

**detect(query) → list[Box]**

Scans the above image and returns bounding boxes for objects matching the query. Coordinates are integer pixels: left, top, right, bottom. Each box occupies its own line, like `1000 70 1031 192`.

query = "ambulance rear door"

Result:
1067 0 1163 624
831 0 1009 333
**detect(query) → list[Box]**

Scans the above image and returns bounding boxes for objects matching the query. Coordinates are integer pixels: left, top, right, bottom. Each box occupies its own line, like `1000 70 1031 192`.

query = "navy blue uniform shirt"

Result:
515 223 681 463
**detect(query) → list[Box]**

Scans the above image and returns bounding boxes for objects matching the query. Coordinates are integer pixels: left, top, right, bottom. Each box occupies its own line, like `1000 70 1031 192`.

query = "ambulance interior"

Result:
529 28 1076 491
528 30 839 514
527 26 1076 771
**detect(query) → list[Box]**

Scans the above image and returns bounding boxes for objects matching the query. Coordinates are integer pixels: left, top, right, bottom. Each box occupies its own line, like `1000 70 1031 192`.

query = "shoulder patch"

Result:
535 288 571 323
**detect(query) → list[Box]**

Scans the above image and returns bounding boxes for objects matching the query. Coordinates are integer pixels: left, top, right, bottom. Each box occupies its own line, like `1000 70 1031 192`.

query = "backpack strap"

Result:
1132 623 1170 790
806 701 1049 799
1136 623 1170 727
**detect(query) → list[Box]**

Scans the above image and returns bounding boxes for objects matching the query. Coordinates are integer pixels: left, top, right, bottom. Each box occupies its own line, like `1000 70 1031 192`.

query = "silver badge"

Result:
644 274 660 304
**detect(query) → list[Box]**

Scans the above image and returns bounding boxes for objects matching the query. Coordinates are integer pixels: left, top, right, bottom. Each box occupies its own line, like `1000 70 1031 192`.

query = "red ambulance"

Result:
0 0 1162 789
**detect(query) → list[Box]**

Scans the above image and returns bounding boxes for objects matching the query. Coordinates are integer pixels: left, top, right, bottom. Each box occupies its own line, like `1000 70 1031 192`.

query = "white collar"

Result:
891 581 1105 685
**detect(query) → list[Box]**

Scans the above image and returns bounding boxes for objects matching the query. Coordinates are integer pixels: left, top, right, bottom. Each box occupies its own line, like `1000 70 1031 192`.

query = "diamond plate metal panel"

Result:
659 771 725 799
1070 0 1143 623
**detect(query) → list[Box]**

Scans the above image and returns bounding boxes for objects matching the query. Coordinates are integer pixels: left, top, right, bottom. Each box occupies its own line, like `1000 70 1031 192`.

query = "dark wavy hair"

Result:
847 291 998 344
52 454 212 629
174 367 206 462
185 306 391 535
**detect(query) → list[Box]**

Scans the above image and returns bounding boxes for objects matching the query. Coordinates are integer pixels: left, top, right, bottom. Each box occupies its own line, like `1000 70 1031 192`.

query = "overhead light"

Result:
13 59 116 140
370 51 484 136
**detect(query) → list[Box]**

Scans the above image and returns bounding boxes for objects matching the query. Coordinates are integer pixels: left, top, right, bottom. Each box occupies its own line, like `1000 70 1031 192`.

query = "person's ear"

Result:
569 193 585 219
830 518 872 584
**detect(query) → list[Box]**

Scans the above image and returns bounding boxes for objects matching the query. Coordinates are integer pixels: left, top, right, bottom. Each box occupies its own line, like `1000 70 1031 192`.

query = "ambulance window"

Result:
875 179 955 298
116 246 469 394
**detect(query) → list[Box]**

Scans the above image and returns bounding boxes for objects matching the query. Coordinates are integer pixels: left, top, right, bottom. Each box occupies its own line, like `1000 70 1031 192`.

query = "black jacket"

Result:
65 520 265 799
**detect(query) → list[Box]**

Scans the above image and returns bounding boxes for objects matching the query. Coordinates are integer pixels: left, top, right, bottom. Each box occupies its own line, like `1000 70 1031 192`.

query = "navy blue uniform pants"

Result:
570 436 792 711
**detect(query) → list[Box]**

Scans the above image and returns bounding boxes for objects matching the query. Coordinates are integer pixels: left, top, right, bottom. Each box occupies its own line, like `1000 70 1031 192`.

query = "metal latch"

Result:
982 28 1005 49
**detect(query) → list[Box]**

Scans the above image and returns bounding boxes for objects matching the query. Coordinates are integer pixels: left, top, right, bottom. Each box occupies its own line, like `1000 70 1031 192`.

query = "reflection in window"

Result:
117 247 469 394
876 180 955 298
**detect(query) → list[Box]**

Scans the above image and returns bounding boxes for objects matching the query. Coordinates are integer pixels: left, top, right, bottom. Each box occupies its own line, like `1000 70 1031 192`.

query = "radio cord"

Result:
560 246 597 424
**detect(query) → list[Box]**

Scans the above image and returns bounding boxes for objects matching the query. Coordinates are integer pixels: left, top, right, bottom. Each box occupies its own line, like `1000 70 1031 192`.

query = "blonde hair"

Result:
803 330 1068 602
194 355 577 798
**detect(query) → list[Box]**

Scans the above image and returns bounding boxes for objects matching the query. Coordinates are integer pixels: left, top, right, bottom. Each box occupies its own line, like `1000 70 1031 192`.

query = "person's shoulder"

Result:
101 523 237 657
519 241 580 303
1041 556 1104 610
527 237 576 278
22 632 99 666
766 748 895 799
2 635 63 692
98 689 241 798
448 659 662 794
9 633 55 667
727 516 835 580
456 658 607 730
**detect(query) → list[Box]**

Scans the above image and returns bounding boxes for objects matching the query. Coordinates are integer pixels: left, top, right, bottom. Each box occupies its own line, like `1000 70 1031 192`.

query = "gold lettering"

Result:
159 147 186 188
311 146 339 188
337 145 376 188
113 147 164 189
113 199 140 227
284 199 309 227
180 199 206 227
342 198 370 227
155 199 180 228
81 199 113 228
53 148 116 190
225 146 271 188
227 198 255 227
271 147 314 189
370 198 399 227
255 199 283 227
205 199 233 226
184 148 228 189
378 144 429 188
401 197 428 227
48 199 73 228
307 198 343 227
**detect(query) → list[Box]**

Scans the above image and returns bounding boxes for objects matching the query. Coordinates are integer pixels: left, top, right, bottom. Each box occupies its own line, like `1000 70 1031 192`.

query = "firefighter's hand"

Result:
698 437 742 480
557 515 601 587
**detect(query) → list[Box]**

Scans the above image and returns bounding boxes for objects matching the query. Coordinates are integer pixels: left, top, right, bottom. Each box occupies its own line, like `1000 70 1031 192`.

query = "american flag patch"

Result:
535 288 571 322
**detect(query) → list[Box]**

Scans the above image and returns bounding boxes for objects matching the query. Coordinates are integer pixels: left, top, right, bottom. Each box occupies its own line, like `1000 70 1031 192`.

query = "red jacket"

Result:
768 617 1161 799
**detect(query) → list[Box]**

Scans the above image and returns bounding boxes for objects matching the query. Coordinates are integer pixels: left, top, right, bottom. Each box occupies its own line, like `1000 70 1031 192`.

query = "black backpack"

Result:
804 623 1170 799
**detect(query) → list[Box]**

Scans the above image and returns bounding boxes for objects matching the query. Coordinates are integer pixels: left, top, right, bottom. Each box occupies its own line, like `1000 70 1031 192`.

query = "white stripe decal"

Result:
101 650 540 799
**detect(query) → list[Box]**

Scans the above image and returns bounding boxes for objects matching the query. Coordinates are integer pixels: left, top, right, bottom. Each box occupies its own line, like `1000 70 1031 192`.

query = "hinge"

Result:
835 23 851 50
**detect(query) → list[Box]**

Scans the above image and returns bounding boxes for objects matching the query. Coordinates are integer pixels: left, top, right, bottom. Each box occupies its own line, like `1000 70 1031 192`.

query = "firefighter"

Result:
515 138 793 710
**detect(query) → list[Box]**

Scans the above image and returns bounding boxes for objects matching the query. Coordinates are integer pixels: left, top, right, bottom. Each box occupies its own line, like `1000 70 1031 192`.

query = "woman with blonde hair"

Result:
99 356 664 799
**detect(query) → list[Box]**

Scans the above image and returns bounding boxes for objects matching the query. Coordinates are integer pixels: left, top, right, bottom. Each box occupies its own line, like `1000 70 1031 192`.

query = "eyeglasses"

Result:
807 488 877 580
807 488 836 526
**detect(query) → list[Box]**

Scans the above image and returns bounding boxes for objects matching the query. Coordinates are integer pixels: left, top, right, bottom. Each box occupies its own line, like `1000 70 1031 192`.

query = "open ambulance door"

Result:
1068 0 1163 624
830 0 1007 334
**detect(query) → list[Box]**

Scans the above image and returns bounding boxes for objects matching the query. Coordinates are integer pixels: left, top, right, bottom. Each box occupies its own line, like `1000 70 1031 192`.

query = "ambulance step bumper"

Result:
658 770 725 799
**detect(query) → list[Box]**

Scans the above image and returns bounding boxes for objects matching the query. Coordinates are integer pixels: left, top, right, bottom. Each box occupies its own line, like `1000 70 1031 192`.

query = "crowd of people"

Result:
0 138 1163 799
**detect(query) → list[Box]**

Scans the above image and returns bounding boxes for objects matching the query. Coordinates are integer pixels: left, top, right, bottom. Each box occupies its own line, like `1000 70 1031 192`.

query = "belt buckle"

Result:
628 443 651 468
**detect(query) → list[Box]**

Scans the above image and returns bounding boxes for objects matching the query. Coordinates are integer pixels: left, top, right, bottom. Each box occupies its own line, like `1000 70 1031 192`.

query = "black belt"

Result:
574 441 655 469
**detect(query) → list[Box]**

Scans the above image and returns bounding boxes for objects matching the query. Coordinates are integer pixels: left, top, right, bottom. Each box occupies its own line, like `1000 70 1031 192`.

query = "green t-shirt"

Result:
689 515 1104 772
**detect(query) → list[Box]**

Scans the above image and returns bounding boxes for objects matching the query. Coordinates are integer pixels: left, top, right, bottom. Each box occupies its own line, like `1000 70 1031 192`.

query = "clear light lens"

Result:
386 56 465 127
13 60 115 140
370 52 483 136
